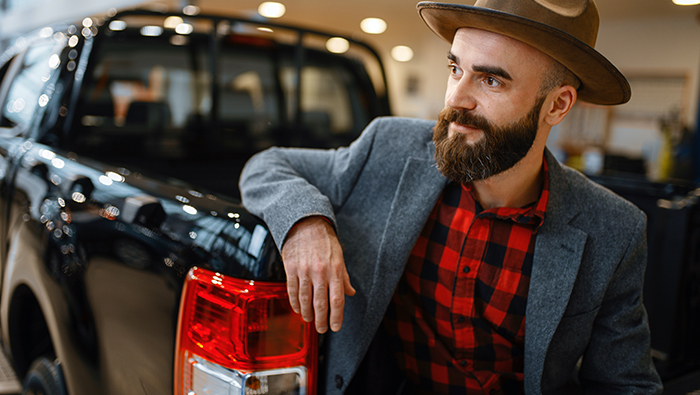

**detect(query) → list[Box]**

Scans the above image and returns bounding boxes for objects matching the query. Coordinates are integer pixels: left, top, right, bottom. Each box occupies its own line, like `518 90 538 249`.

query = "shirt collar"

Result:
463 156 550 228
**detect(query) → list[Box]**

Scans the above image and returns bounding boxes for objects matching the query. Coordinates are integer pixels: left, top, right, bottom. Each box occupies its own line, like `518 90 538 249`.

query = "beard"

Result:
432 95 546 184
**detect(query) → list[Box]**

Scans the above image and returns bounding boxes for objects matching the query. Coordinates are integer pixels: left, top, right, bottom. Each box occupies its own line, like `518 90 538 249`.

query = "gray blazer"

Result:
240 117 663 395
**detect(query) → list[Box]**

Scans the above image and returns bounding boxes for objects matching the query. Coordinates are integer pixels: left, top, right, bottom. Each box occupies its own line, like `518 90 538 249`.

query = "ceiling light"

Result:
326 37 350 54
360 18 387 34
257 27 274 33
183 5 200 15
109 20 126 31
141 26 163 37
391 45 414 62
164 16 184 29
259 2 286 18
175 23 194 35
673 0 700 4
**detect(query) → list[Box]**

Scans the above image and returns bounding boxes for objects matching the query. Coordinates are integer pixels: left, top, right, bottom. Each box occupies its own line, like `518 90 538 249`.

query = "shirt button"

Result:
335 375 343 389
462 266 470 274
490 390 496 395
457 316 465 323
460 360 467 367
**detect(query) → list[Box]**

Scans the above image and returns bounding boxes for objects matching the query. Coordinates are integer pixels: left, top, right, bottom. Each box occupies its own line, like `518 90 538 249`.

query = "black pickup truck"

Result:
0 9 389 395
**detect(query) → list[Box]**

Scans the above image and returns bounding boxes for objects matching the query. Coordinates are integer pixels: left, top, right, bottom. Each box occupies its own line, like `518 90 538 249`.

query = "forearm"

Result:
240 147 338 249
240 118 383 248
239 119 388 334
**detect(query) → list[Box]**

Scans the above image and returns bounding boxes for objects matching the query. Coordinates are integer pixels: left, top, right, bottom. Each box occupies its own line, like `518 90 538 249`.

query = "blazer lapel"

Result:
363 141 447 324
524 150 588 394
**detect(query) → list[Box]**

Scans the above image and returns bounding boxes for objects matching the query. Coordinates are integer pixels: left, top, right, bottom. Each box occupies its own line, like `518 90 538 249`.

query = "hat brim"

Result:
417 2 631 105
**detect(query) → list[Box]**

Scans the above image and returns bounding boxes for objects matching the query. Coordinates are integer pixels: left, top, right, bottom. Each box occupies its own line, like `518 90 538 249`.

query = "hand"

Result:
281 216 356 333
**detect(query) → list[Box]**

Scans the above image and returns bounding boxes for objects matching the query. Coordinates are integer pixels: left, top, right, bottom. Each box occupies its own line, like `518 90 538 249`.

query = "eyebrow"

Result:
447 51 513 82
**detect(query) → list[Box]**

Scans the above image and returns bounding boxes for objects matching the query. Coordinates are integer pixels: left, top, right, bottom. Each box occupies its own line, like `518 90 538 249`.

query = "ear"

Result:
543 85 577 126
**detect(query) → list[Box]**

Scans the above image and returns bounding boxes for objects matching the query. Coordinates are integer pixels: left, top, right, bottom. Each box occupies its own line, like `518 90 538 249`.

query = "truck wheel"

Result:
22 356 67 395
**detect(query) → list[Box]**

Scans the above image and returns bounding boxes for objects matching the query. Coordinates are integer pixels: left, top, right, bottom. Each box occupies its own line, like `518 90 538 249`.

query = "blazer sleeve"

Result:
239 117 385 249
578 214 663 394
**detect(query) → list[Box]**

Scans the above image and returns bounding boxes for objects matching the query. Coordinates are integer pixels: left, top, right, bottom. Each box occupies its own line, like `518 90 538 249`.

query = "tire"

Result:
22 356 67 395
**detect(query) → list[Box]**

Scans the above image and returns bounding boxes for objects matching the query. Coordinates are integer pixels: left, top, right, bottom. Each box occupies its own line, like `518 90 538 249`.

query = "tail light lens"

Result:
175 267 317 395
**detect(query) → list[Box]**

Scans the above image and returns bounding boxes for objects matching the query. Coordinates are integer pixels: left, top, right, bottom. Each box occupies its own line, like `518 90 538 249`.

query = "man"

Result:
240 0 663 393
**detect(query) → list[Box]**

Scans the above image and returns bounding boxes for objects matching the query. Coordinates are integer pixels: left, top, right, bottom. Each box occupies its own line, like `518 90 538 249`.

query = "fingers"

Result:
343 268 356 296
286 273 301 314
328 277 345 332
298 277 315 324
281 216 354 334
313 283 330 333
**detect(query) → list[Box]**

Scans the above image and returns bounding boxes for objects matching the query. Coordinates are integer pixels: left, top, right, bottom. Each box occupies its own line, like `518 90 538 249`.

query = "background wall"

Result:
2 0 700 180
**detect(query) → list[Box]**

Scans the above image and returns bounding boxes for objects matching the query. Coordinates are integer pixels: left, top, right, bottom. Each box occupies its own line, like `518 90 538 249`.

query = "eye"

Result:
484 76 502 87
448 63 462 77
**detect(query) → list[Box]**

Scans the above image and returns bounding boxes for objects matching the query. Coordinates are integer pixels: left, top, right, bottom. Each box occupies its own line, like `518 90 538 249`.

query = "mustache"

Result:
441 107 492 133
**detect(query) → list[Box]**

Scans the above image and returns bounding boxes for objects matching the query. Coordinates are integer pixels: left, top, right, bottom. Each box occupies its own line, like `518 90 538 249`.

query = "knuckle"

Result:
310 265 327 278
314 283 327 294
299 294 312 305
330 295 344 309
314 299 328 314
282 258 300 271
298 278 312 290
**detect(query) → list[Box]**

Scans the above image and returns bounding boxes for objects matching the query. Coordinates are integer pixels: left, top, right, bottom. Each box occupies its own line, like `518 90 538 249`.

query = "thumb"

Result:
343 270 356 296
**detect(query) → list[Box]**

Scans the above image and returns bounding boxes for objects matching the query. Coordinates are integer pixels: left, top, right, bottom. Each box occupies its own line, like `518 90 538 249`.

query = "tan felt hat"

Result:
417 0 631 105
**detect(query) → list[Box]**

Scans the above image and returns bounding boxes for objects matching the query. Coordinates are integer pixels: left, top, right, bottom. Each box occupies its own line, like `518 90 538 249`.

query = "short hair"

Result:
539 59 582 95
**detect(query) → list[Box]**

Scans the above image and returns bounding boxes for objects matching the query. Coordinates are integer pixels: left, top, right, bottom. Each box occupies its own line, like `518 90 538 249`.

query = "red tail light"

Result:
175 267 317 395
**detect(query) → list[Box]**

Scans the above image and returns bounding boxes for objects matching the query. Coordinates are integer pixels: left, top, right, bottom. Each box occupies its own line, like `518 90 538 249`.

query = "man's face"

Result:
433 94 545 183
434 28 554 183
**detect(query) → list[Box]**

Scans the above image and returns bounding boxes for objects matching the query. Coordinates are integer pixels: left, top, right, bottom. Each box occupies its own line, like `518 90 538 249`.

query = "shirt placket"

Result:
452 214 491 369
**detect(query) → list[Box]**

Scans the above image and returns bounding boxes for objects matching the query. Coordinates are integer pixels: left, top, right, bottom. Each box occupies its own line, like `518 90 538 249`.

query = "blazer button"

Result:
335 375 343 389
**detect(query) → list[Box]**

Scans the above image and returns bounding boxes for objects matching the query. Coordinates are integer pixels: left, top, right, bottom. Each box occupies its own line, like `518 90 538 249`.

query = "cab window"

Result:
1 43 58 131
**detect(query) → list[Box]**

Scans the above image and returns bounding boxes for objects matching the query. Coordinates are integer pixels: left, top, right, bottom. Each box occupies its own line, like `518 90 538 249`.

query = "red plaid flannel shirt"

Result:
383 160 549 395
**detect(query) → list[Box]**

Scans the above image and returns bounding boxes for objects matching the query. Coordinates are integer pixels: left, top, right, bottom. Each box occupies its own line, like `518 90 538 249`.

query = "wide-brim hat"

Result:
417 0 631 105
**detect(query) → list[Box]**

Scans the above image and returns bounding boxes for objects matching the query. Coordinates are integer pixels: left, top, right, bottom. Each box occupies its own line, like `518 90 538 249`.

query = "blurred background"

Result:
0 1 700 394
2 0 700 184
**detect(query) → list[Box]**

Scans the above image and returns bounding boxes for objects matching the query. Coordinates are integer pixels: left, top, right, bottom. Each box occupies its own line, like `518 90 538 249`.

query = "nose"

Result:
445 77 477 111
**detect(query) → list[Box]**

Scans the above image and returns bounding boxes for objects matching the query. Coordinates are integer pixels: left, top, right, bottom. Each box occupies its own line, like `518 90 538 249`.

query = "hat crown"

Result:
473 0 599 47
